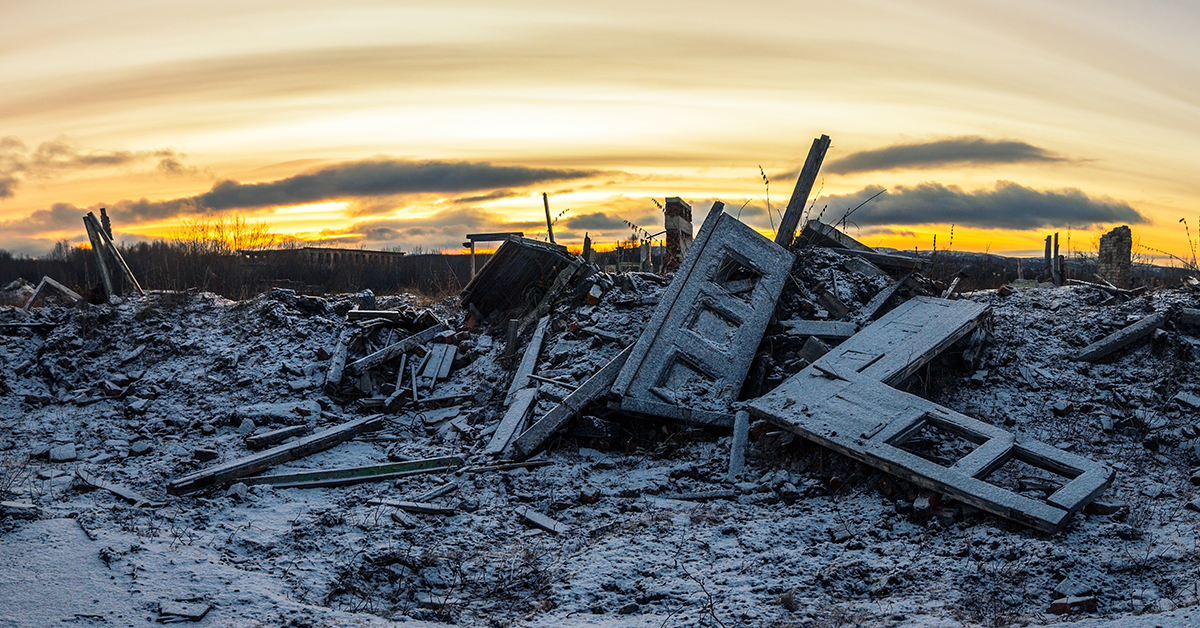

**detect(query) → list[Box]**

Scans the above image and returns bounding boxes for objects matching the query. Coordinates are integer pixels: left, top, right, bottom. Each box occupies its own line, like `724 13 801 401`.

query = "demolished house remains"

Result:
4 137 1200 626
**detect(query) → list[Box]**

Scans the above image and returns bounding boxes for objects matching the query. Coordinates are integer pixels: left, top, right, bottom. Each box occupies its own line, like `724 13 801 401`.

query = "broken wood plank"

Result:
418 343 455 388
460 459 553 474
21 276 83 312
323 329 352 394
347 309 406 321
780 319 858 340
85 212 144 296
83 216 116 298
728 409 749 481
511 345 633 459
245 425 308 449
412 481 458 502
1174 307 1200 328
518 507 568 534
526 373 579 390
506 316 550 405
75 469 148 505
1072 311 1167 361
775 135 832 248
798 218 875 253
241 455 463 489
486 387 538 456
368 499 457 516
580 326 621 342
347 322 448 375
166 415 384 495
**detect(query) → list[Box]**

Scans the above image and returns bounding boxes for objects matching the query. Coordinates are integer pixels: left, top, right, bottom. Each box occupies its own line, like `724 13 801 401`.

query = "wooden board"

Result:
240 456 463 489
347 322 448 375
506 316 550 405
486 387 538 456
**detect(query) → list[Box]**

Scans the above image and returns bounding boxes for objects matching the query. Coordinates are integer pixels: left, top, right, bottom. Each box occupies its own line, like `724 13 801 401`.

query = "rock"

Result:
226 482 248 500
1050 596 1097 614
1053 578 1093 599
1174 391 1200 409
125 397 150 415
129 440 153 456
1185 499 1200 513
1191 470 1200 486
1085 500 1126 516
236 418 256 435
1052 401 1073 417
618 603 639 615
0 501 39 519
193 448 218 462
199 423 216 435
49 443 76 462
587 284 604 306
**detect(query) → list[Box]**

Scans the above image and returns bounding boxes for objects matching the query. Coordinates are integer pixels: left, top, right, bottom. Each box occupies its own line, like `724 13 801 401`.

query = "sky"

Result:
2 0 1199 263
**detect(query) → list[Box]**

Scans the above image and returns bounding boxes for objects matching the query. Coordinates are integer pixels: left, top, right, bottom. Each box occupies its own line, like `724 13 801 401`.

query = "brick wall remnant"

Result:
663 197 693 273
1098 225 1132 289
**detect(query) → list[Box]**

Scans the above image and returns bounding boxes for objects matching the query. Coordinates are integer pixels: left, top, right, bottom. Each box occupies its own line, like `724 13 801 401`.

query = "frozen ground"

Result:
1 271 1199 627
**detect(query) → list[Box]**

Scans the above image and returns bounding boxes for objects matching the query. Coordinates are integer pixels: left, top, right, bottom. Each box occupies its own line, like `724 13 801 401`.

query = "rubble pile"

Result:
2 215 1200 627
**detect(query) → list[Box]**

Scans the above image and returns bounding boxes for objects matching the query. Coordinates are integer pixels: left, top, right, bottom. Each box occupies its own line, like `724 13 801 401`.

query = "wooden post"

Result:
1044 235 1052 281
1053 233 1062 285
543 192 555 244
82 216 115 298
582 232 592 264
504 318 520 362
775 134 832 248
86 213 143 296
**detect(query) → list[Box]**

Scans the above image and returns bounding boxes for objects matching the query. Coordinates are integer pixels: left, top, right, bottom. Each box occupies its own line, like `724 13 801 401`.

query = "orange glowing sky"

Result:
3 0 1199 263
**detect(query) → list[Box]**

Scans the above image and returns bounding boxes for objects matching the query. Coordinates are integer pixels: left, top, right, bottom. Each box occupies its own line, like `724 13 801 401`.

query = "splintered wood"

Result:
749 297 1114 533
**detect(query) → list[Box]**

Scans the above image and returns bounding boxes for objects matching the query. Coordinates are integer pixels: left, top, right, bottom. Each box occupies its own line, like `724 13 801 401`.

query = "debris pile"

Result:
3 209 1200 626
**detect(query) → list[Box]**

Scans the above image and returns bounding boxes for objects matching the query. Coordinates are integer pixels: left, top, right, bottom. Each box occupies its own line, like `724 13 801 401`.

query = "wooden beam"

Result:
543 192 555 244
82 216 115 298
166 415 384 494
347 322 448 375
511 344 633 459
245 425 308 449
21 276 83 312
86 212 143 296
775 134 831 248
486 387 538 456
240 456 463 489
506 315 550 404
1072 311 1167 362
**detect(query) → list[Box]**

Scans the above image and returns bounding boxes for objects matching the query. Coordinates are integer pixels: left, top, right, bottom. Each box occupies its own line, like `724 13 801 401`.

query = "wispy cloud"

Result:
0 136 190 198
820 181 1146 230
826 137 1068 175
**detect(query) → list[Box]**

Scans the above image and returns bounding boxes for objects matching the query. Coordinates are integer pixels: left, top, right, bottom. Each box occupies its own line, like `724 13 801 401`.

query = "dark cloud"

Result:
821 181 1146 230
0 202 94 233
193 159 601 211
826 137 1067 175
451 190 521 205
563 212 627 231
0 174 18 199
0 136 191 199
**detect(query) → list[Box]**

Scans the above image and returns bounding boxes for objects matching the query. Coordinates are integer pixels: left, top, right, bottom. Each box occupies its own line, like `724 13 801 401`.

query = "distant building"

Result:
240 246 407 265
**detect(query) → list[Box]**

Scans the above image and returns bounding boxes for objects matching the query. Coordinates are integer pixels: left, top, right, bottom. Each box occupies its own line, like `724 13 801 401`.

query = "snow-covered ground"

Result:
2 265 1199 627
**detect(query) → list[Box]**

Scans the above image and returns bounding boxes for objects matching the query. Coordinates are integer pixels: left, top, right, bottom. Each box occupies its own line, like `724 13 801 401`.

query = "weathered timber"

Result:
413 481 459 502
460 459 553 474
347 322 448 375
241 455 463 489
245 425 308 449
418 343 456 388
526 373 579 390
85 212 143 296
728 409 749 481
82 216 116 298
166 415 384 494
781 319 857 340
324 329 352 394
486 387 538 456
518 507 568 534
511 345 633 459
775 135 832 248
798 220 931 272
1072 311 1167 361
347 310 405 321
75 469 149 505
21 276 83 312
506 316 550 405
368 499 457 516
612 202 791 423
853 273 912 323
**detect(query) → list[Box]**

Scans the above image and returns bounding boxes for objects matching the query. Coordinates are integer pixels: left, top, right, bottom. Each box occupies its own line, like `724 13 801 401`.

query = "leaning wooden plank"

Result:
848 249 931 273
347 322 448 375
86 213 144 296
240 455 463 489
618 396 734 428
486 387 538 456
774 135 831 248
245 425 308 449
82 217 116 298
506 316 550 405
798 219 875 253
852 273 911 324
75 469 148 505
1072 311 1167 361
20 277 47 312
368 499 457 516
166 415 384 494
518 507 568 534
511 345 633 460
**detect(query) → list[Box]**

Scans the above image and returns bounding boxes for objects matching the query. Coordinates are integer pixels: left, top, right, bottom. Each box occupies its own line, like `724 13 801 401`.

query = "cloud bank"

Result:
820 181 1146 230
826 137 1067 175
0 136 187 198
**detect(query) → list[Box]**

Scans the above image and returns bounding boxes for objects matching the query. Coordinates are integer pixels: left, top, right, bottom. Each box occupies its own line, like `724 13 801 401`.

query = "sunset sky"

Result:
3 0 1199 263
